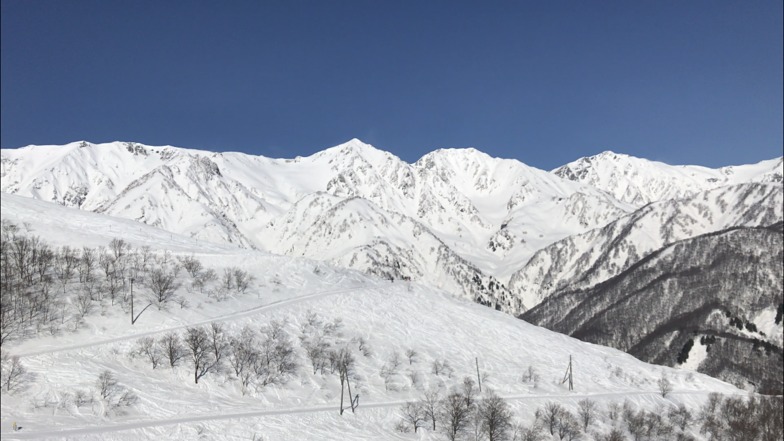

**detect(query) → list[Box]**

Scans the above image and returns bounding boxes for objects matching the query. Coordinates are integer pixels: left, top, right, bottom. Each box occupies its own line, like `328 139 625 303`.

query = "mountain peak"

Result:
583 150 635 163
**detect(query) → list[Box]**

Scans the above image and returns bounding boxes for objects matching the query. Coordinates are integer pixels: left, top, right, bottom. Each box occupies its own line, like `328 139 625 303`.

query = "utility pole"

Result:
476 357 482 393
130 276 151 325
562 355 573 391
130 277 134 324
339 359 359 415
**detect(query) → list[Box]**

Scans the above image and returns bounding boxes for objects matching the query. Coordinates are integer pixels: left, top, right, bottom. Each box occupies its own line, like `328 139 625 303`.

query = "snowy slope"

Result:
522 223 784 394
508 183 783 310
0 194 743 440
553 151 783 206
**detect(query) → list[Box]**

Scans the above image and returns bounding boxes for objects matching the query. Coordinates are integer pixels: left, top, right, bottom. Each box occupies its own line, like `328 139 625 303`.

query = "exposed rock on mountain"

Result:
521 223 784 394
509 183 783 310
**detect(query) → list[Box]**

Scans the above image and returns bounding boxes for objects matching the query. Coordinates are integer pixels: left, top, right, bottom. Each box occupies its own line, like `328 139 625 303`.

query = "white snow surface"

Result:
0 193 743 440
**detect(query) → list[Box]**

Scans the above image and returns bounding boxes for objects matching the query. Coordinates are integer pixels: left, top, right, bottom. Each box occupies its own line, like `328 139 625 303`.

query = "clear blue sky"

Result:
1 0 782 169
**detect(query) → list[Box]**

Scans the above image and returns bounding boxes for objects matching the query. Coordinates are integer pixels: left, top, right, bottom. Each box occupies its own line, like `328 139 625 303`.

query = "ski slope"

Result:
0 194 742 440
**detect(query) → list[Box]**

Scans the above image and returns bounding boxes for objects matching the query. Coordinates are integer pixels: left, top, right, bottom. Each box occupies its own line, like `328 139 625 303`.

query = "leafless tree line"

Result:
1 221 255 347
132 320 297 393
395 378 783 441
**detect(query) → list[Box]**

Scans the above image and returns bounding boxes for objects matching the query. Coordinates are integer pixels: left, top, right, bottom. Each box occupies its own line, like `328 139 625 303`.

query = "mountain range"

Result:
2 139 782 392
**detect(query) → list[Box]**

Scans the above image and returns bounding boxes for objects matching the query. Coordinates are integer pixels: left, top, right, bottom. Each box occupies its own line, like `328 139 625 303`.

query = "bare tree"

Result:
233 268 254 294
255 320 297 386
299 312 340 375
624 405 647 441
599 428 627 441
668 403 692 432
462 376 478 410
98 247 114 279
380 352 402 391
606 402 621 422
178 254 203 278
658 375 673 398
578 398 598 430
432 359 453 377
405 348 418 365
135 336 162 369
1 353 33 393
96 370 120 400
421 389 441 431
441 391 473 441
555 410 580 441
192 268 216 294
109 238 129 261
228 325 258 394
542 402 565 436
399 401 426 433
221 268 234 292
95 369 137 415
148 266 180 308
54 245 78 293
521 365 540 387
355 336 371 357
159 332 186 368
78 246 96 283
73 290 95 322
184 326 215 384
512 423 545 441
479 390 513 441
208 322 229 372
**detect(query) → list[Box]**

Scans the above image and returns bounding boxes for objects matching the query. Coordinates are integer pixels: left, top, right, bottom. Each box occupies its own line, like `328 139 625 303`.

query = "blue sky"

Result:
1 0 781 169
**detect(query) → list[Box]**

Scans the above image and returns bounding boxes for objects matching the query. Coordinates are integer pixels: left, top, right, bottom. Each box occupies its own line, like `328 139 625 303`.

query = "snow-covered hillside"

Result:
522 223 784 394
0 192 749 440
509 183 783 310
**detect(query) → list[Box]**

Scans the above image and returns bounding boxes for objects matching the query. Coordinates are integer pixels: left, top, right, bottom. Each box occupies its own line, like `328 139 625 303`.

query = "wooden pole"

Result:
476 357 482 393
562 355 574 391
130 278 134 324
347 372 355 413
339 368 345 415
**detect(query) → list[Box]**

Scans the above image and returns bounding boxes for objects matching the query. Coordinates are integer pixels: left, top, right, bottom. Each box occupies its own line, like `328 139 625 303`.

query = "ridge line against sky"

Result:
1 0 782 170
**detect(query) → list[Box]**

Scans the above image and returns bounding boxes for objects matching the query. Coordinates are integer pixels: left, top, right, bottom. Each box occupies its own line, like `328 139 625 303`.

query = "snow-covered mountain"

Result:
553 151 783 206
522 222 784 394
508 183 783 309
0 191 750 440
0 140 635 313
1 140 780 316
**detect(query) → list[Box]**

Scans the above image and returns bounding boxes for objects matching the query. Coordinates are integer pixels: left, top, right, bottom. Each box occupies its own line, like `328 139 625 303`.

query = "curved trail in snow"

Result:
0 390 727 440
13 283 386 358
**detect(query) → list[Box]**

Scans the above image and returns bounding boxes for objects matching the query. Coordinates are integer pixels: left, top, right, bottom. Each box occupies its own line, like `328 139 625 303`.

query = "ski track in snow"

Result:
0 390 733 440
14 283 386 358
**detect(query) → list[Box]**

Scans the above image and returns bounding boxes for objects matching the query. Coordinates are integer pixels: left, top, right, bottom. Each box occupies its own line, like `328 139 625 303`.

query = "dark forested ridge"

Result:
521 223 784 394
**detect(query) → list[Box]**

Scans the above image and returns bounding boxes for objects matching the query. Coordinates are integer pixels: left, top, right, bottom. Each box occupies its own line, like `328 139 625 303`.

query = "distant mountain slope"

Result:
522 223 784 394
1 139 631 313
266 194 521 311
1 140 779 316
508 183 783 310
553 151 783 206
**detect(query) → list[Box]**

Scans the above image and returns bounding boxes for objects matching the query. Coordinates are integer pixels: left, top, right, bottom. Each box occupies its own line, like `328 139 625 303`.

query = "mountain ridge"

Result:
2 139 781 315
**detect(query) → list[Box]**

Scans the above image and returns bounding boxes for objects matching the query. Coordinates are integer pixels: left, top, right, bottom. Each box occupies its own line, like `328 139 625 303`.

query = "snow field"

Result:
0 194 743 440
